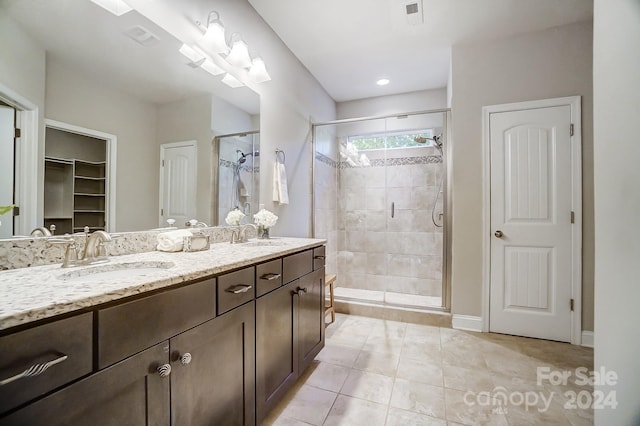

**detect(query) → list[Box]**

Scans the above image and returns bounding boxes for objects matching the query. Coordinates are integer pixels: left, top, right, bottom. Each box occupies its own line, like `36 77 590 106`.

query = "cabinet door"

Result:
297 268 325 373
170 302 255 426
0 342 170 426
256 280 298 423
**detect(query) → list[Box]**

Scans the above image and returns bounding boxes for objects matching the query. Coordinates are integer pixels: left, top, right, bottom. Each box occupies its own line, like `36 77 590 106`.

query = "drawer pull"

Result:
225 284 253 294
180 353 192 366
296 287 308 295
314 255 326 260
157 364 172 378
0 354 68 386
260 273 281 281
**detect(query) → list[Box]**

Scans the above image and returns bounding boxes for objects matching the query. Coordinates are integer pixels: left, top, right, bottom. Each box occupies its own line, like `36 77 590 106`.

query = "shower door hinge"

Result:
570 124 574 136
570 299 575 311
570 211 575 223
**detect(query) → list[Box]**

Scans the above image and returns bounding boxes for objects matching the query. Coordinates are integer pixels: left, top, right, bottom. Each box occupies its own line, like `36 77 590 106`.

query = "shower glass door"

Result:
315 111 446 310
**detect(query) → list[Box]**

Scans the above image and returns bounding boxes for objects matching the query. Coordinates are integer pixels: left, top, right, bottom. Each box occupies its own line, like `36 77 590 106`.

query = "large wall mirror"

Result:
0 0 260 238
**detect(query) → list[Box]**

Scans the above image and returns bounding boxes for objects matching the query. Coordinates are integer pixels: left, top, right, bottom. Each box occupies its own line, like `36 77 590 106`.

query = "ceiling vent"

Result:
403 0 424 25
124 25 160 47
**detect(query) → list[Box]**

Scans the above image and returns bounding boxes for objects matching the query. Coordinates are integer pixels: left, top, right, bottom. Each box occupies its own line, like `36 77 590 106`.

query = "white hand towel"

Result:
272 161 289 205
157 229 192 252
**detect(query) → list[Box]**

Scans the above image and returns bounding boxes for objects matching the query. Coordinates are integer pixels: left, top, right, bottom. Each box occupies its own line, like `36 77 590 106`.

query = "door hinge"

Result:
570 299 575 311
14 128 21 138
162 160 165 167
570 211 575 224
12 206 19 216
570 124 574 136
160 209 164 216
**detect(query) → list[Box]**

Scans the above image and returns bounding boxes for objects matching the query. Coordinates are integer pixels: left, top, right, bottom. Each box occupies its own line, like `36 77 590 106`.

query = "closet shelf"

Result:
44 216 73 220
74 210 105 213
74 193 106 197
74 176 106 181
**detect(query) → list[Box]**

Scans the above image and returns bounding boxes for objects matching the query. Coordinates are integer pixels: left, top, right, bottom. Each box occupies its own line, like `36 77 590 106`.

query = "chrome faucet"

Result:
30 227 52 237
230 228 241 244
82 230 112 262
48 238 79 268
238 224 257 243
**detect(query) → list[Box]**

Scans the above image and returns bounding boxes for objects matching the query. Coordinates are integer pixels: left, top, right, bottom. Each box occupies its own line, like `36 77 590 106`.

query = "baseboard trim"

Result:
581 330 594 348
452 315 483 332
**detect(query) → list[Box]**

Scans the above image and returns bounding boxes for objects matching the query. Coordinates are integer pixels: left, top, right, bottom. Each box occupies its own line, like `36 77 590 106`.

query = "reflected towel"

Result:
272 161 289 205
156 229 192 252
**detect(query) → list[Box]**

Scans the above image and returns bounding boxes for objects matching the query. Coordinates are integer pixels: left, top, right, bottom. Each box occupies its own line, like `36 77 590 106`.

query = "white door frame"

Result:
158 140 197 227
0 83 39 235
481 96 582 345
45 119 118 232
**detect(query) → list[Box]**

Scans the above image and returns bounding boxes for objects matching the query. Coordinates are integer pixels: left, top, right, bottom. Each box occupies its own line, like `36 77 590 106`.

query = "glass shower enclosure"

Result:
213 131 260 226
313 110 450 311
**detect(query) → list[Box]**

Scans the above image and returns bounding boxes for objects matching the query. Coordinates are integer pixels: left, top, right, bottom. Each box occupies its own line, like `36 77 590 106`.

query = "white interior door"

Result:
489 105 574 342
0 106 15 238
160 141 197 228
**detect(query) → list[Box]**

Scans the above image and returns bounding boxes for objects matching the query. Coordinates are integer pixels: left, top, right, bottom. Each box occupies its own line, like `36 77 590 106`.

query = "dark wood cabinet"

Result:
0 342 170 426
0 245 325 426
256 281 299 421
171 301 255 425
256 250 325 423
297 268 325 373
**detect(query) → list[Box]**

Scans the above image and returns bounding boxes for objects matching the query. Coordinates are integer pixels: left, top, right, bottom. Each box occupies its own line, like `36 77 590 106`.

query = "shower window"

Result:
349 129 435 151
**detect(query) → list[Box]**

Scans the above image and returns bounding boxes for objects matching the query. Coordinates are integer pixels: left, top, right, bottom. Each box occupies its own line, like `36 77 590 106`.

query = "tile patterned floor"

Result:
262 313 594 426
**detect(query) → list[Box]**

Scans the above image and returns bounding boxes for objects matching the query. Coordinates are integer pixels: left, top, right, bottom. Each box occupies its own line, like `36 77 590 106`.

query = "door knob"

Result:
494 230 504 238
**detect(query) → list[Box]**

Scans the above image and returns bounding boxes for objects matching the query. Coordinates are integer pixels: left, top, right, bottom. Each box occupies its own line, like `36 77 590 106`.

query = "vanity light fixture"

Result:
226 34 252 69
178 44 206 67
248 57 271 83
203 11 228 54
221 73 244 88
89 0 133 16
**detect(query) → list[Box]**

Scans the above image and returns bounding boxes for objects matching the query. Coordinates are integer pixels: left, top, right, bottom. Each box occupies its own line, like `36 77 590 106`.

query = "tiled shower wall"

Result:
338 146 443 297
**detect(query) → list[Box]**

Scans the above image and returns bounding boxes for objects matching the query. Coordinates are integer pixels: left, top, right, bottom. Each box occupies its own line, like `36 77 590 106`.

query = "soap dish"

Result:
183 233 210 252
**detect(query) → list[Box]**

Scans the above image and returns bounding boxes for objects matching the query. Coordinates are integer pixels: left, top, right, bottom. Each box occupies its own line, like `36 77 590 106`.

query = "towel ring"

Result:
275 149 286 164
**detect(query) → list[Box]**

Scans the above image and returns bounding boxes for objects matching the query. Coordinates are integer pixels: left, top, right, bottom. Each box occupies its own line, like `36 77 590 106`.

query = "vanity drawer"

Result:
98 278 216 369
0 313 93 415
283 250 313 284
217 267 255 315
313 246 326 270
256 259 283 297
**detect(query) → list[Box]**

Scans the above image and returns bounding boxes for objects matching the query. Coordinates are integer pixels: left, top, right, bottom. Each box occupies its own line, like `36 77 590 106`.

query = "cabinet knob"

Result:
297 287 307 294
157 363 172 378
180 353 192 365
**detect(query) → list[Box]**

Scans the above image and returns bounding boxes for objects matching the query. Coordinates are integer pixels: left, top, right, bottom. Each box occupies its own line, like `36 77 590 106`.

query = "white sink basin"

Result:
242 240 287 247
58 261 175 282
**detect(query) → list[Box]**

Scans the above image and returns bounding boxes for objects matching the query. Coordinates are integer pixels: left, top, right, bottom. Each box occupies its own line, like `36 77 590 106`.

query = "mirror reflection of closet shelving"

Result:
44 127 108 234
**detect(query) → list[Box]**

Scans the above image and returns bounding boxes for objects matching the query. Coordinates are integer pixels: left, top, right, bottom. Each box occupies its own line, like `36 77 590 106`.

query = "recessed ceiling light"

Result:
376 78 390 86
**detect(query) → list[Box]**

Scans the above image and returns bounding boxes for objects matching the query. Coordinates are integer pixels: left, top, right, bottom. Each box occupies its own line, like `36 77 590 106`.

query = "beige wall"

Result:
0 14 47 231
45 58 159 232
593 0 640 424
450 21 595 330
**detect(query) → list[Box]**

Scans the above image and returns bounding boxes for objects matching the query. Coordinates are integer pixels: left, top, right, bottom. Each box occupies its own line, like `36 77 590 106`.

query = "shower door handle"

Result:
391 202 395 218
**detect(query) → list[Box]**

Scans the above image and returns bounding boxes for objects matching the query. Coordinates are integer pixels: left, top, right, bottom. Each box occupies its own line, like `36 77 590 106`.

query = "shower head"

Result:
413 134 443 152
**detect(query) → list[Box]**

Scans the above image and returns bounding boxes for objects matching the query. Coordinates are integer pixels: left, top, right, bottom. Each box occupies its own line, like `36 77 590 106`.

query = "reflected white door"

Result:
489 105 573 342
0 106 15 238
159 141 197 228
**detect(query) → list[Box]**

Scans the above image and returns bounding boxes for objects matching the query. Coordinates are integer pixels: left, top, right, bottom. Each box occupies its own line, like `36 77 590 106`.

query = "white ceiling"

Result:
248 0 593 102
1 0 260 114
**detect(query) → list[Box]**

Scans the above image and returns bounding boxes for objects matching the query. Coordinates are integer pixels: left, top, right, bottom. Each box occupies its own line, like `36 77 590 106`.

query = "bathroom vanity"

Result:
0 238 326 425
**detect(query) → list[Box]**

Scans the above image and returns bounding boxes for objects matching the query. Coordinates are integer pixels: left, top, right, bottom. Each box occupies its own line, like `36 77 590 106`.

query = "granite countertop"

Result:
0 237 326 331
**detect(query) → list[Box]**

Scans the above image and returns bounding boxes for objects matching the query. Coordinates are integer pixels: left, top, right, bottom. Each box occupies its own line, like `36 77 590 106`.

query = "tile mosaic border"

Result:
315 151 442 169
